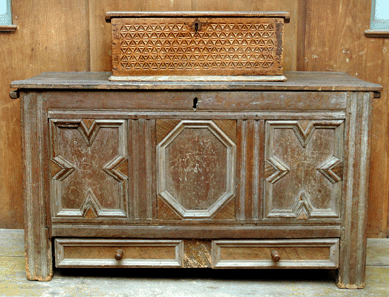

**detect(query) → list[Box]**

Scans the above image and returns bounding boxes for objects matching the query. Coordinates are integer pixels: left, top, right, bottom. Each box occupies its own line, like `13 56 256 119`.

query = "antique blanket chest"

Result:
10 71 382 288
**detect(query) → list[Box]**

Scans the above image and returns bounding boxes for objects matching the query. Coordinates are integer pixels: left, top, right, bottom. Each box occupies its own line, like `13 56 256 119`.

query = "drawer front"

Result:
212 239 339 269
55 239 183 268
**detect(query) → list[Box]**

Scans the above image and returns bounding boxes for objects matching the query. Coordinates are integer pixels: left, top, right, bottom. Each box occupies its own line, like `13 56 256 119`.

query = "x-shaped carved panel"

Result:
264 120 344 220
50 119 128 218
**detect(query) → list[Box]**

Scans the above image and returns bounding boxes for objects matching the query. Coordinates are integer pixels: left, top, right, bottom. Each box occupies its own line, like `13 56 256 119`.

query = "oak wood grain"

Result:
0 0 89 229
55 239 183 268
212 239 339 269
302 0 389 238
2 1 388 242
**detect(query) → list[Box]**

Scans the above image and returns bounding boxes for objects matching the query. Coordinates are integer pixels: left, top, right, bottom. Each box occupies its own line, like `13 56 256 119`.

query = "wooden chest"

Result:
105 12 290 81
11 71 381 288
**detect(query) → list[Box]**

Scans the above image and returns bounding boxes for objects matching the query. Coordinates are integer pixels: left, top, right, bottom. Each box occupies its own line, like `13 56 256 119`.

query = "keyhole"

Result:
193 97 198 110
193 20 201 33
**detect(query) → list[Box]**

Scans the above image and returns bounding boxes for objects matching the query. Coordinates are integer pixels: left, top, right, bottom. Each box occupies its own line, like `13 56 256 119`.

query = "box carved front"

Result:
114 18 281 75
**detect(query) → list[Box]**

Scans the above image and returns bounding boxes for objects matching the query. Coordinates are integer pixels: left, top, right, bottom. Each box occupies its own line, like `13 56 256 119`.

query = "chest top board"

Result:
11 71 382 288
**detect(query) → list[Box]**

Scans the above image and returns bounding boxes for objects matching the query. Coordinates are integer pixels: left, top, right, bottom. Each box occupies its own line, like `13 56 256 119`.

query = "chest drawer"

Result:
55 239 184 268
212 239 339 269
55 238 339 269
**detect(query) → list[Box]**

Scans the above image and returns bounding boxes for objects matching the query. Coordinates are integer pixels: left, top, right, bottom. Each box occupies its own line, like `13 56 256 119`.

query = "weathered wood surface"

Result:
264 120 343 221
157 120 236 219
55 239 183 268
10 71 382 92
0 0 89 230
51 225 342 239
50 119 128 219
300 0 389 238
212 239 339 269
337 93 372 289
21 92 52 281
105 11 291 21
16 71 376 288
3 1 388 241
45 91 348 112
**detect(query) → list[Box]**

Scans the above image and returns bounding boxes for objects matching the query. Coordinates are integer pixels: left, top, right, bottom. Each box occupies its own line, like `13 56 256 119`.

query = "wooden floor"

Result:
1 229 389 296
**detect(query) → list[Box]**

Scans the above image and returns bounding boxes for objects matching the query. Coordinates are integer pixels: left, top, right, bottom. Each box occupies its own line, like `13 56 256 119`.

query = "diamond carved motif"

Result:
118 20 277 72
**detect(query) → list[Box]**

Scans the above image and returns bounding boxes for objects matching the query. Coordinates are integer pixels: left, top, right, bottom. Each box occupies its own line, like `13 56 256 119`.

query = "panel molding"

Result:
264 120 344 220
212 239 339 269
55 239 184 268
157 120 236 219
50 119 128 219
50 155 76 181
236 120 264 221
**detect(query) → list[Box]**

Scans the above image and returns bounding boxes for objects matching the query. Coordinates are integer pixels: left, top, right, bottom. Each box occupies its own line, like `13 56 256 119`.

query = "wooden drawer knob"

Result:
115 249 124 260
271 250 281 262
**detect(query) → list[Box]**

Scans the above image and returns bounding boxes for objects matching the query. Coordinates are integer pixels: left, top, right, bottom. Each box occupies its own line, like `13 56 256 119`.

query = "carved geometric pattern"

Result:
50 155 76 181
118 21 276 71
56 189 126 219
103 156 128 182
212 119 238 144
264 120 344 220
212 198 236 220
157 182 236 221
317 156 343 184
80 190 104 218
292 121 317 148
292 191 313 220
265 156 290 184
78 119 101 147
156 119 181 143
157 197 182 220
157 120 236 219
157 119 238 146
50 119 127 218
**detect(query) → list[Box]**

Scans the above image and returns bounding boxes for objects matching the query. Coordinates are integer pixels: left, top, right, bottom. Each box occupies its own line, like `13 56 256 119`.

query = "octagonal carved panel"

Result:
157 120 236 218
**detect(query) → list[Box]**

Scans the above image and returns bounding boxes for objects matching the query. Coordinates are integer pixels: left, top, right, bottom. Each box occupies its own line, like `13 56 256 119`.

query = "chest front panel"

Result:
48 92 345 226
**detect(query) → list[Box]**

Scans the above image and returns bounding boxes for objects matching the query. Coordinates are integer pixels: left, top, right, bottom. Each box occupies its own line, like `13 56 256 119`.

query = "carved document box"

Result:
11 71 382 288
105 11 290 81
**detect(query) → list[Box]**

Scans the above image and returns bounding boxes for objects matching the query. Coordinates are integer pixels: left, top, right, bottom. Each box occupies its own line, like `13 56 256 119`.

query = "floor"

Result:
1 229 388 296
